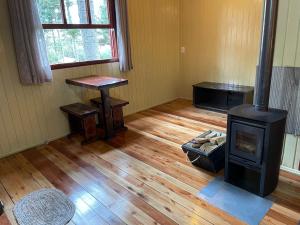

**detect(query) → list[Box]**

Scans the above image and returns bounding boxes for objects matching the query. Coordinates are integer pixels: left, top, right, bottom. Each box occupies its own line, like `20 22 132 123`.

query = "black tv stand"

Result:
193 82 254 113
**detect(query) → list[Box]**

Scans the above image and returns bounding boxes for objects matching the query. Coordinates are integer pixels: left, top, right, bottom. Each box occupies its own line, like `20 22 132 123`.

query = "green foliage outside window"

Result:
37 0 114 65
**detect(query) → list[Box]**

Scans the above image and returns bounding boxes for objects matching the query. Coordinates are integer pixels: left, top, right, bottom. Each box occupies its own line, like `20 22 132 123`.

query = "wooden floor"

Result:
0 99 299 225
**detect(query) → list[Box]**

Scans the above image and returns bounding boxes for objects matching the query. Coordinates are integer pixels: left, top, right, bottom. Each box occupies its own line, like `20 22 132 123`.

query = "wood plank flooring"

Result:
0 99 299 225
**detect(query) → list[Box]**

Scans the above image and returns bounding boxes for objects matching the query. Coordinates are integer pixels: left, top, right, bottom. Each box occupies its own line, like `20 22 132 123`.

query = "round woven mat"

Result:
13 189 75 225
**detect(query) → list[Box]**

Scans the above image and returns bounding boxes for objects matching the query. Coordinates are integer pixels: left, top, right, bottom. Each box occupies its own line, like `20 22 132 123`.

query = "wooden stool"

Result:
60 103 98 144
91 97 129 132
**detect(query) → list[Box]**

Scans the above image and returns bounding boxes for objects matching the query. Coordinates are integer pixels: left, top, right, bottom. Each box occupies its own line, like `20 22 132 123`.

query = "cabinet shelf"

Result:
193 82 254 113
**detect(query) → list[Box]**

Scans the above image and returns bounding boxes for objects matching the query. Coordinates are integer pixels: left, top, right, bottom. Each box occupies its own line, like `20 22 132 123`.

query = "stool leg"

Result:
112 107 124 129
81 115 97 144
112 107 128 132
68 114 80 138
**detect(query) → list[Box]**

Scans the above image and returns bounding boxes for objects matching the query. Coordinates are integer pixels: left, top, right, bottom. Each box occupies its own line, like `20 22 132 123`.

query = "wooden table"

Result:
66 75 128 139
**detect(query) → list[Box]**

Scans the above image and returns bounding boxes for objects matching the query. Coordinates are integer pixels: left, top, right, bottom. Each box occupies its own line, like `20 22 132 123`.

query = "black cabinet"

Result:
193 82 254 113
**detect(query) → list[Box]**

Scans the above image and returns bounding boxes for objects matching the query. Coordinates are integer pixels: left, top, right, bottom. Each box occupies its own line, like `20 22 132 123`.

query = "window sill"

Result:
51 58 119 70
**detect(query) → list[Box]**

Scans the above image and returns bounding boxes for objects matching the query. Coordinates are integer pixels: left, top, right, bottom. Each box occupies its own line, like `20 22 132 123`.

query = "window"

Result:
37 0 118 69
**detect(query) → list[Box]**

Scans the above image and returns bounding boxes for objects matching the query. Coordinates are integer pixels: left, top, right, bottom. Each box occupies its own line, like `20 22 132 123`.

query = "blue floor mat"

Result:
198 177 273 225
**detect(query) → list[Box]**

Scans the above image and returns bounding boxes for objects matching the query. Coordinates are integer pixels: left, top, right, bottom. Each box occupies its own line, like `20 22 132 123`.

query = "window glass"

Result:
36 0 117 67
44 29 113 64
37 0 63 24
64 0 88 24
90 0 110 24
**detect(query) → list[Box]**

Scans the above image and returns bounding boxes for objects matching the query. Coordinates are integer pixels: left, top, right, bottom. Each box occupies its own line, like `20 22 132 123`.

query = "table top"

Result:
66 75 128 90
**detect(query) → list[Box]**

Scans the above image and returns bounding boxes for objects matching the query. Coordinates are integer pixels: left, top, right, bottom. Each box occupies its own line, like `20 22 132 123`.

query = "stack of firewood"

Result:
191 131 226 153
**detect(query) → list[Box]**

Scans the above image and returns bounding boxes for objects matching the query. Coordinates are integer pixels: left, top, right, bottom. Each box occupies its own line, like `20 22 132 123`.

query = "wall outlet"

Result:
180 47 186 54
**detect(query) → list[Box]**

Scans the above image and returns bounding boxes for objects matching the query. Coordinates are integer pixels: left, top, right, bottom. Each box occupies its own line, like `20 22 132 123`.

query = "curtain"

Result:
269 67 300 135
8 0 52 84
115 0 133 72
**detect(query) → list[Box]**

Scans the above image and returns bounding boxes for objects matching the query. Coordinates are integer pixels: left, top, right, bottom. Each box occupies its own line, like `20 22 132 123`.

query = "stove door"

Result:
230 122 265 165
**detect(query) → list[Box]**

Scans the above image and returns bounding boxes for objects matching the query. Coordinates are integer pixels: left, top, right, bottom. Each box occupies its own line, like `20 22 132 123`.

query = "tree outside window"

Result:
37 0 118 69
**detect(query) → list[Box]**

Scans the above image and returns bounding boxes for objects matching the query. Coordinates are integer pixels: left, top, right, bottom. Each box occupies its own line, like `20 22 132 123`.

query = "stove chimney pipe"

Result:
254 0 279 111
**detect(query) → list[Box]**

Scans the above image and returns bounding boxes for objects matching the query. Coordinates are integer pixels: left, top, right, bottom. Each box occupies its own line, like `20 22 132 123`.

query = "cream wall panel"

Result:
282 0 300 66
277 0 300 171
282 134 298 168
294 138 300 170
296 21 300 67
180 0 263 99
273 0 289 66
0 0 180 157
274 0 300 68
180 0 300 96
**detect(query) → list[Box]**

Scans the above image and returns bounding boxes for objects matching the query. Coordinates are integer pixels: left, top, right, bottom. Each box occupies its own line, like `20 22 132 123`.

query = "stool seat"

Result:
60 103 98 118
91 97 128 132
60 103 98 144
90 97 129 108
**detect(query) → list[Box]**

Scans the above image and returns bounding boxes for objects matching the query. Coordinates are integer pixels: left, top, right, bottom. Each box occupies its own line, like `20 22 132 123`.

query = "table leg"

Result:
100 88 114 139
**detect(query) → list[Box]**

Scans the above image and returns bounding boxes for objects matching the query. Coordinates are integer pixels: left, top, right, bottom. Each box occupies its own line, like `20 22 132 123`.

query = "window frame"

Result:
41 0 118 70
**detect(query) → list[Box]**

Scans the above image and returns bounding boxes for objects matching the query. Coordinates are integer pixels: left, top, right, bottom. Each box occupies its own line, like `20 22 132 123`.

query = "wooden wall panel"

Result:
282 134 298 168
273 0 290 66
281 0 300 66
276 0 300 171
274 0 300 68
180 0 300 96
293 139 300 170
180 0 263 99
0 0 180 157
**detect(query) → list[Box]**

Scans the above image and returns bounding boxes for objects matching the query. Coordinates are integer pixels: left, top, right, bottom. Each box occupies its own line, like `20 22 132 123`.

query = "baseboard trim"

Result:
280 165 300 176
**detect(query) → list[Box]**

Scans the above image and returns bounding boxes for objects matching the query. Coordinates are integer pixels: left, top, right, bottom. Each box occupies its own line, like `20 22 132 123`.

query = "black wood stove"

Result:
225 0 288 197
